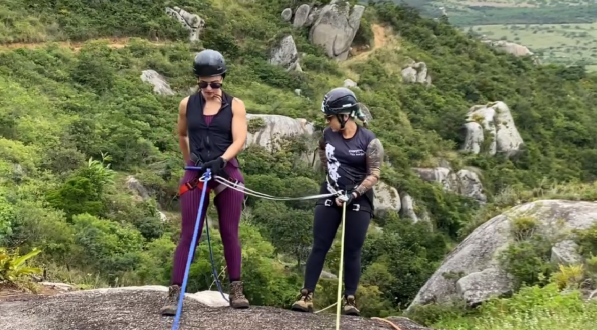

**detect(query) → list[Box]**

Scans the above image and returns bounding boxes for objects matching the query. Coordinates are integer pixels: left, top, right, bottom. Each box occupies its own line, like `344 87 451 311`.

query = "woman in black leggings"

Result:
291 87 384 316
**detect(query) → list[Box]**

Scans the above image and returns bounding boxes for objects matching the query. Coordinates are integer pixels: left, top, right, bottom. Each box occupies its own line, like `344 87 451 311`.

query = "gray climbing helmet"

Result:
193 49 227 78
321 87 360 116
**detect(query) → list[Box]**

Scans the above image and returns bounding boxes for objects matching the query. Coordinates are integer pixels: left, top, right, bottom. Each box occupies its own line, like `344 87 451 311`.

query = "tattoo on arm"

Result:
318 136 328 172
354 138 384 196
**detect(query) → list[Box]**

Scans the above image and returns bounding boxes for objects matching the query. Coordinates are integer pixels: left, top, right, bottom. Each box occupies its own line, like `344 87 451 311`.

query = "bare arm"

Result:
354 138 384 196
318 135 328 172
221 97 247 162
177 97 191 164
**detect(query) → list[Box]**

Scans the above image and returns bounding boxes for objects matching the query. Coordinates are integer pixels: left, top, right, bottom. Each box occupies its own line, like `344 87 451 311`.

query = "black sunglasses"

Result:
198 81 222 89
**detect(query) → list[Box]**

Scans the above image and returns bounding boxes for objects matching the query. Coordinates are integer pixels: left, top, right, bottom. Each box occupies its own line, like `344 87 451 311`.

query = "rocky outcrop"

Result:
245 114 314 151
165 6 204 42
461 101 524 157
407 200 597 310
400 193 423 223
482 40 533 57
281 8 292 21
140 70 175 96
309 0 365 61
358 103 373 121
551 239 582 266
344 78 357 88
268 35 302 72
401 61 431 85
293 4 314 28
125 176 168 222
412 166 487 203
0 287 432 330
373 181 401 217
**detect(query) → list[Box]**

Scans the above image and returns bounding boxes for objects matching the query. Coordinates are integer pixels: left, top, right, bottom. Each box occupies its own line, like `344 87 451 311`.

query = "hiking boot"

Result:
343 295 360 316
160 285 181 316
291 288 314 313
229 281 250 309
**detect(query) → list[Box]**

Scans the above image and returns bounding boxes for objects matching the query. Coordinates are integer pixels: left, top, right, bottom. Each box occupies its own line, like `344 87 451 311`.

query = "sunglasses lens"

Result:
198 81 222 89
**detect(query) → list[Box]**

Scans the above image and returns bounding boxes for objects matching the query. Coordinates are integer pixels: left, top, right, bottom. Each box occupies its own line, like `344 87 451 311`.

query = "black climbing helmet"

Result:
321 87 360 116
193 49 227 78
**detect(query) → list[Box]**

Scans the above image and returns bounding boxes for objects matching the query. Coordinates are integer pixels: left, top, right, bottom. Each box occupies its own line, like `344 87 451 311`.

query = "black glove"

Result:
335 191 359 207
202 157 227 176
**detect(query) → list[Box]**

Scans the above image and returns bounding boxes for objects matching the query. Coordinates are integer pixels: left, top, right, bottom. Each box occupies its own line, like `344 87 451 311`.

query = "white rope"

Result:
208 174 347 201
213 177 339 200
193 167 348 202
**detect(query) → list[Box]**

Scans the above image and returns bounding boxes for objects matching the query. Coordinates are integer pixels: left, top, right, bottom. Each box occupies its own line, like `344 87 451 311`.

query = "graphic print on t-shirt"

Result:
325 142 341 193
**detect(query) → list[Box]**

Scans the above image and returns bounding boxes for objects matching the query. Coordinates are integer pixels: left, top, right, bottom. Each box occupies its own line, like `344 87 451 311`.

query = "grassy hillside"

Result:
3 0 597 328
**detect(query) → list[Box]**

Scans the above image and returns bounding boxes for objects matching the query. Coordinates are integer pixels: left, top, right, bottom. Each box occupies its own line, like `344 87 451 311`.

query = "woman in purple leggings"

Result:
161 49 249 315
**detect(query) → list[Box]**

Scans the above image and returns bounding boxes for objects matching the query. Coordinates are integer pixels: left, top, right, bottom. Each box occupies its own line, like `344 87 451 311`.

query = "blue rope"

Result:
171 169 211 330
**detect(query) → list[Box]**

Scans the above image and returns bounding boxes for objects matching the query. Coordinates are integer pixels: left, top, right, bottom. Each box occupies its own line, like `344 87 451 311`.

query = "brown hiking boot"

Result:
343 295 360 316
229 281 250 309
160 285 181 316
291 288 314 313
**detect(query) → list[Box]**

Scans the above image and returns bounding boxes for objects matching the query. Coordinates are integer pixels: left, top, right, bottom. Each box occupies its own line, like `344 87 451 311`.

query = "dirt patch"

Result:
0 282 75 301
0 38 166 53
349 24 390 62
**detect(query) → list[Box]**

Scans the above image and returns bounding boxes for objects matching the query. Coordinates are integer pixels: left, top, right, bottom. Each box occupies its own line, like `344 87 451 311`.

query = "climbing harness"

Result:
177 170 238 196
172 169 212 330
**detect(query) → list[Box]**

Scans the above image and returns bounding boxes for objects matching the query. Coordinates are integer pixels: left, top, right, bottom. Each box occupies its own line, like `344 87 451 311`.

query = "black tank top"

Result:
186 92 235 164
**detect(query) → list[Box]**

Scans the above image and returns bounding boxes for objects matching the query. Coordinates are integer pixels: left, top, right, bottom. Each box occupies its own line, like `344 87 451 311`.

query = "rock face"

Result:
412 166 487 203
309 0 365 61
373 181 401 217
483 40 533 57
268 35 302 72
293 4 313 28
165 6 204 42
401 61 431 85
0 287 432 330
407 200 597 310
140 70 175 96
281 8 292 21
461 101 524 157
245 114 314 151
358 103 373 121
344 78 357 88
125 175 168 222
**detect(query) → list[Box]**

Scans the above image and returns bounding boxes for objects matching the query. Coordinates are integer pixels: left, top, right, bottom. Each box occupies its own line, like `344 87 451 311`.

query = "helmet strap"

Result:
337 113 350 130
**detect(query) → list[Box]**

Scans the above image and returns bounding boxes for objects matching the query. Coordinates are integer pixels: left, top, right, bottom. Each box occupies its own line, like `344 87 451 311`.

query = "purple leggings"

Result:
171 161 245 285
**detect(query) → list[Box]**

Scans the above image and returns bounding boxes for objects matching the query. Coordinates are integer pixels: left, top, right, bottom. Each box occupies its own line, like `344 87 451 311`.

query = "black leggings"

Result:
303 201 372 296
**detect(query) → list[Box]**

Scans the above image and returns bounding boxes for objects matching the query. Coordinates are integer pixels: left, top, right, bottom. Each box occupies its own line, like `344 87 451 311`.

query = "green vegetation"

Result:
431 283 597 330
3 0 597 328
